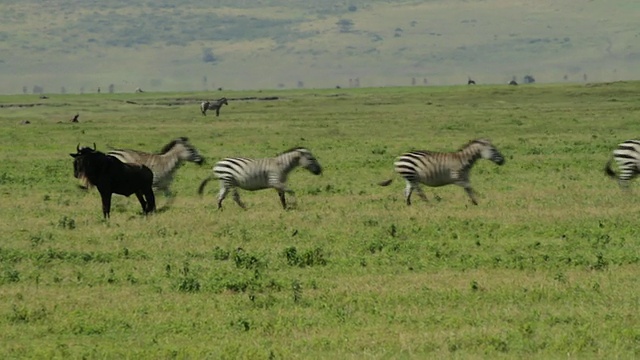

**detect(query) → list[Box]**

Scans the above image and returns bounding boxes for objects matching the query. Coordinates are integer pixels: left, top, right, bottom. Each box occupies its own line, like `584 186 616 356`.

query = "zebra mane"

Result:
276 146 308 156
159 137 189 154
459 138 491 151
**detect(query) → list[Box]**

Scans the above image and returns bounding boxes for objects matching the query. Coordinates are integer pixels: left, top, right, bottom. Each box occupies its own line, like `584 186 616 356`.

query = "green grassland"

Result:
1 82 640 358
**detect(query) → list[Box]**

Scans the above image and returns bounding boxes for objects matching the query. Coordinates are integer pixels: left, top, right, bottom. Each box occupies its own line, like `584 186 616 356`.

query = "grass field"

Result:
1 82 639 358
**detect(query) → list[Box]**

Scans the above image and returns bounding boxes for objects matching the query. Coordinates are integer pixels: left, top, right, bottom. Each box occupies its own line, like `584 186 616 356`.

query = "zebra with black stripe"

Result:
108 137 204 204
604 139 640 188
200 97 228 116
379 138 505 205
198 147 322 209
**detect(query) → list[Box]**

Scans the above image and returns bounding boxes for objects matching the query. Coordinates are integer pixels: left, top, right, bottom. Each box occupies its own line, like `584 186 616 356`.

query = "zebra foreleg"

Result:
463 186 479 205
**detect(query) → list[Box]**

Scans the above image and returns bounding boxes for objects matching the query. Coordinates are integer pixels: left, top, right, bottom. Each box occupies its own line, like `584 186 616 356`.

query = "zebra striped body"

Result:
604 139 640 188
198 147 322 209
107 137 203 199
379 139 505 205
200 97 228 116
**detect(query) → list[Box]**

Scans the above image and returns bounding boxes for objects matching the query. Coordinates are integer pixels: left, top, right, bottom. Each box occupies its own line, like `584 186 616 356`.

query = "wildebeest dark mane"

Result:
159 137 189 154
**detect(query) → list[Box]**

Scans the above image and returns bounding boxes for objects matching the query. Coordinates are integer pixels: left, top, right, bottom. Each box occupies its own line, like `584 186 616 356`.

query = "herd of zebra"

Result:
70 134 640 219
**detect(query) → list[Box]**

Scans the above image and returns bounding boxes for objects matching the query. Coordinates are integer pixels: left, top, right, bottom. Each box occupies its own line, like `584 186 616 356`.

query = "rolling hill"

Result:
0 0 638 94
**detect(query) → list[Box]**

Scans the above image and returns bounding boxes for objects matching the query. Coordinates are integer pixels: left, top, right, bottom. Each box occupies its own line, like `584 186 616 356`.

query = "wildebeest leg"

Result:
145 190 156 214
99 190 112 219
135 191 148 214
216 108 220 117
232 190 246 209
217 187 229 209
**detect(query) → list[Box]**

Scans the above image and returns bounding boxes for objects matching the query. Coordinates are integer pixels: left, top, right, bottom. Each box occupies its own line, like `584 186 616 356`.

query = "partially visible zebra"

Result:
378 138 505 205
604 139 640 188
200 97 228 116
107 137 204 205
198 147 322 209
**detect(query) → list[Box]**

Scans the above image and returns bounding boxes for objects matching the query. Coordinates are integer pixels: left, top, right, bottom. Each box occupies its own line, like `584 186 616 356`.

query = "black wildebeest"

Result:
70 144 156 219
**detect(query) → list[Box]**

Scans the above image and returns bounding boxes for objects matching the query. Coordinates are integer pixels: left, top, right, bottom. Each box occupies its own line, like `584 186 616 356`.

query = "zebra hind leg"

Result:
217 187 229 209
403 182 414 205
415 186 429 203
232 190 246 209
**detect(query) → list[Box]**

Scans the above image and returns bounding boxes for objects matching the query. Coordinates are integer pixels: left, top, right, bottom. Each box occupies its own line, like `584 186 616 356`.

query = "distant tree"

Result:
277 83 285 89
22 86 27 94
336 19 354 33
523 75 535 84
202 48 218 63
32 85 43 94
108 84 115 93
411 77 416 85
423 78 428 85
80 87 85 94
583 73 588 82
202 76 208 89
563 74 568 81
60 86 66 94
354 78 360 87
297 80 304 88
348 5 357 12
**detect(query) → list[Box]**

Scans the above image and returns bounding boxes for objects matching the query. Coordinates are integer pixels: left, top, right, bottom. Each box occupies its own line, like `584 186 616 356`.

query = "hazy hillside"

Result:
0 0 638 94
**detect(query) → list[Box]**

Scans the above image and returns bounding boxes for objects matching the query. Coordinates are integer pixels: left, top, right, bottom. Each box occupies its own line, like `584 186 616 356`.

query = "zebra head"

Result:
160 137 204 165
473 139 505 165
295 147 322 175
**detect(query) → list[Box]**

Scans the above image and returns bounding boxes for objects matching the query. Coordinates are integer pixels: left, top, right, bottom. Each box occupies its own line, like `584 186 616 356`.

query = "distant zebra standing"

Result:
107 137 204 206
198 147 322 209
200 97 229 116
604 139 640 188
379 139 505 205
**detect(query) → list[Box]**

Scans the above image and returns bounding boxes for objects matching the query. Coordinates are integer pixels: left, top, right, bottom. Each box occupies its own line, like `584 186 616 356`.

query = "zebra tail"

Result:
604 157 617 179
197 175 214 195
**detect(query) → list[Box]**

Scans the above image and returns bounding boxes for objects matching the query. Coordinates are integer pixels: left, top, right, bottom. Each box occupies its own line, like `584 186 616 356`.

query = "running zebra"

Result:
200 97 228 116
378 138 505 205
107 137 204 204
198 147 322 209
604 139 640 188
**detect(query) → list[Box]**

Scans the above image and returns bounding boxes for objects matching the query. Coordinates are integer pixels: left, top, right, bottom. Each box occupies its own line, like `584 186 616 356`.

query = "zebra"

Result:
107 137 204 205
378 138 505 205
197 147 322 210
200 97 228 116
604 139 640 188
